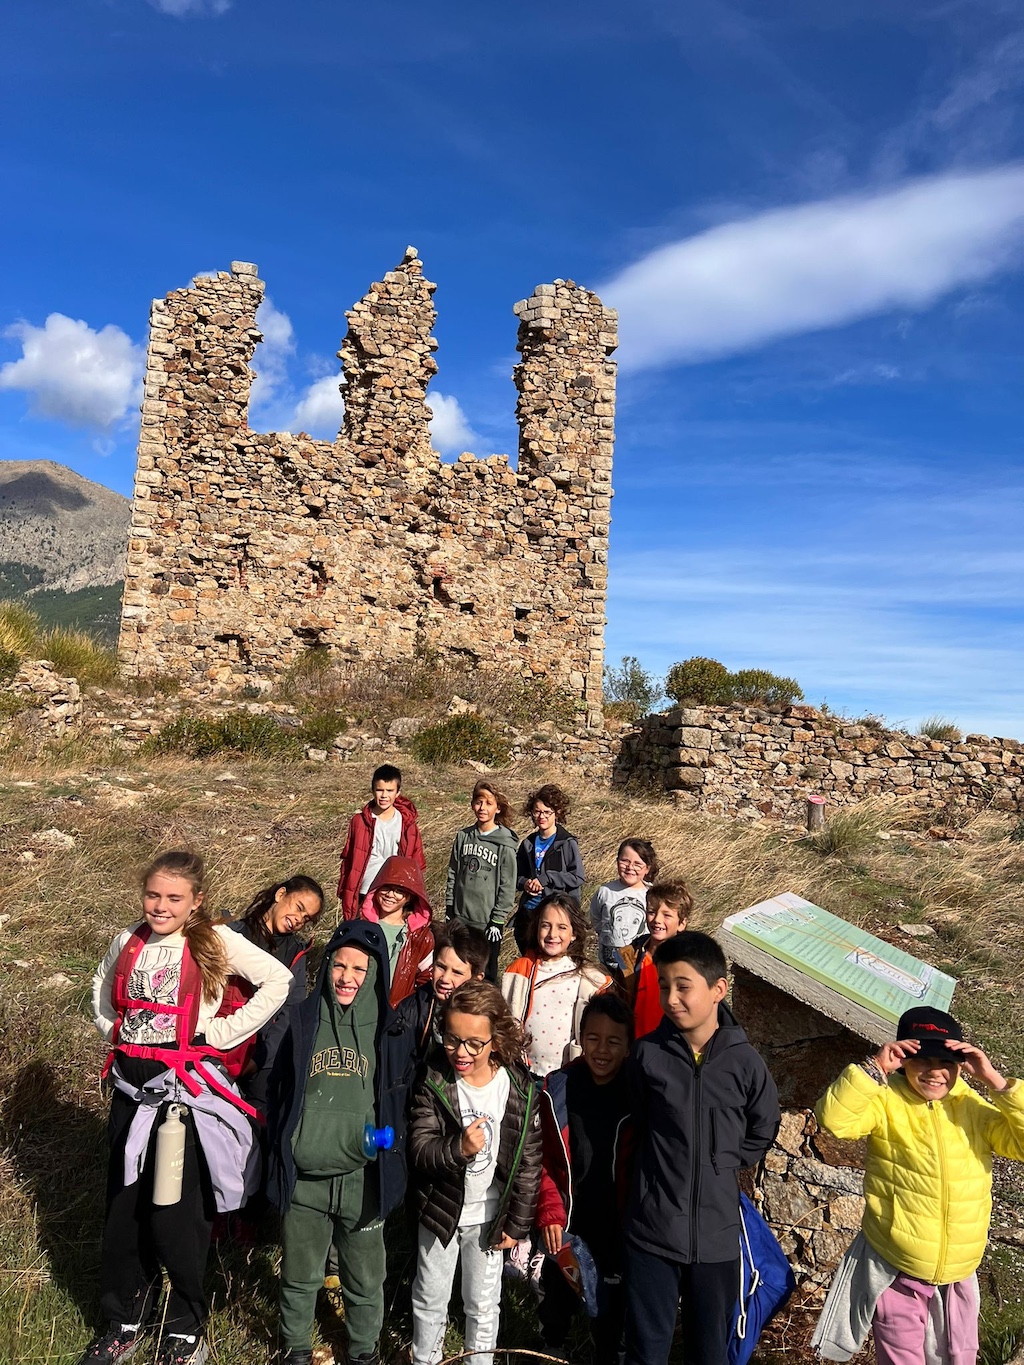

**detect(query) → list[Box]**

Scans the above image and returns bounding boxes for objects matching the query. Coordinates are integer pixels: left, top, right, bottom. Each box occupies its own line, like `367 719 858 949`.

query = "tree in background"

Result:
603 655 663 719
665 657 804 708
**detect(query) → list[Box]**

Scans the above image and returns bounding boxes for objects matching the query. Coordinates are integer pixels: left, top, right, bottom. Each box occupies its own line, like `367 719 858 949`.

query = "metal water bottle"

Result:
152 1103 187 1206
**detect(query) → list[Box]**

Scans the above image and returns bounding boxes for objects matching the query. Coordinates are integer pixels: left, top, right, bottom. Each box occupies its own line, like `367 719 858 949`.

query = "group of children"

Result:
79 764 1024 1365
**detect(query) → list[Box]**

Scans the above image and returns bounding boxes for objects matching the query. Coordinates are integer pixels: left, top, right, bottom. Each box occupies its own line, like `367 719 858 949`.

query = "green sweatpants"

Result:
279 1167 386 1357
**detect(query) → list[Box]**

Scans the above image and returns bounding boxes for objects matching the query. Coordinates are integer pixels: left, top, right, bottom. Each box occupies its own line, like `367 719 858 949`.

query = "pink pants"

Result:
873 1273 979 1365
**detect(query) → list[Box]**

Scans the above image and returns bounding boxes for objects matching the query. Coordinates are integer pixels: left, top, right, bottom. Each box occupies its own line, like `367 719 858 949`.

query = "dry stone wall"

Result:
118 251 617 722
615 702 1024 817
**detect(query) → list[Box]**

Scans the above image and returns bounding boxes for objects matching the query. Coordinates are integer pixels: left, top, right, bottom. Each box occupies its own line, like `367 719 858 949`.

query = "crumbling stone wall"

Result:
757 1111 866 1302
615 702 1024 816
118 250 617 720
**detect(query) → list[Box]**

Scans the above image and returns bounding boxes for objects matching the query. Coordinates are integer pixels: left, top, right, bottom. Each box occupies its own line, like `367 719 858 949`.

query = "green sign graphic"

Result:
723 892 955 1025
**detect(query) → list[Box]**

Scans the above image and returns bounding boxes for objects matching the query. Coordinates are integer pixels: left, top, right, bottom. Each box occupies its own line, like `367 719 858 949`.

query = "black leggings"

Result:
99 1092 216 1335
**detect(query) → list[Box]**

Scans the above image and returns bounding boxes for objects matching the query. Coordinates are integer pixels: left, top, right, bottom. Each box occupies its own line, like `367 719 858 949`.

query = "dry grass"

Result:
2 751 1024 1362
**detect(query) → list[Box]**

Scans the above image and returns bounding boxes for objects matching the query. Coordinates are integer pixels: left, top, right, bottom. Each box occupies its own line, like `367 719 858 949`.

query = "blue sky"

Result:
2 0 1024 736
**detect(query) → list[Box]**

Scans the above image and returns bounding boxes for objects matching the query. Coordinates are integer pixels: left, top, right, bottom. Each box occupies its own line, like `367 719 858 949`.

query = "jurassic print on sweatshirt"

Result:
445 824 519 929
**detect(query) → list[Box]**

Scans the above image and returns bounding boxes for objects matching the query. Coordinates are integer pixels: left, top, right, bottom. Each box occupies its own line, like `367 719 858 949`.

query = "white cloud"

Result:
602 166 1024 371
292 373 345 438
429 391 482 455
0 313 144 430
249 298 295 412
148 0 231 15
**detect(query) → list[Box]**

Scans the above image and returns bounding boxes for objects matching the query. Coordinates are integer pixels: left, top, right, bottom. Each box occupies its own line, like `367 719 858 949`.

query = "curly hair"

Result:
239 873 325 952
522 783 570 825
525 891 589 967
140 850 226 1004
471 779 515 830
443 980 530 1069
617 837 659 883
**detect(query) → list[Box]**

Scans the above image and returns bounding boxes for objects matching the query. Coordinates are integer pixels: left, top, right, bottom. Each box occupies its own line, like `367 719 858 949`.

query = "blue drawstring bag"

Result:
729 1193 796 1365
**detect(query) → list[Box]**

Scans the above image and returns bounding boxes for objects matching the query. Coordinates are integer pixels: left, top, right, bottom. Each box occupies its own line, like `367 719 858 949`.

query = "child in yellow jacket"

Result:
811 1007 1024 1365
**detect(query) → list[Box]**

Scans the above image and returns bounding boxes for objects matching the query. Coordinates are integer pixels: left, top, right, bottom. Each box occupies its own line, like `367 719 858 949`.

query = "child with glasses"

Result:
589 839 658 973
358 855 435 1007
408 981 543 1365
513 784 585 954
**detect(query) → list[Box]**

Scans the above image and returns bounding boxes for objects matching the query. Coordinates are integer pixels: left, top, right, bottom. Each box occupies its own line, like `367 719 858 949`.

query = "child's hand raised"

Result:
944 1039 1009 1091
461 1116 489 1158
873 1039 920 1075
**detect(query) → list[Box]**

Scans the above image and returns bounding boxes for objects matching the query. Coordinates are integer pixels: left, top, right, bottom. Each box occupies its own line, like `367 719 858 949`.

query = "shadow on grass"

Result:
4 1059 109 1322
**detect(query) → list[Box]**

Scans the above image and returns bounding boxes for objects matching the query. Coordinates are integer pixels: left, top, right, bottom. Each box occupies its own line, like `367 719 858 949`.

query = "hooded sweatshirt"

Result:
359 855 435 1006
291 952 379 1177
445 823 520 929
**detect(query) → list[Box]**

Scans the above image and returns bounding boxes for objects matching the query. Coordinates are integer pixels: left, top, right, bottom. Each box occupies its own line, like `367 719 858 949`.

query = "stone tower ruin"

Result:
118 249 617 721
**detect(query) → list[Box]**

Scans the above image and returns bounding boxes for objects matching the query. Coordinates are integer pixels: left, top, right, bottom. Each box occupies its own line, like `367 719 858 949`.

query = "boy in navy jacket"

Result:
623 932 779 1365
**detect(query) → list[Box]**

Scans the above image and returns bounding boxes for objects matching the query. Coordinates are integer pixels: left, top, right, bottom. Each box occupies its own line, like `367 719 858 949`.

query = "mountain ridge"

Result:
0 459 130 592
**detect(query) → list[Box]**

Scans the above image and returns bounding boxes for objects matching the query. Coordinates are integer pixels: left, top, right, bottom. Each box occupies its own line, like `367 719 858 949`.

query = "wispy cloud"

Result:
607 460 1024 737
147 0 231 16
602 166 1024 371
429 391 483 455
0 314 143 430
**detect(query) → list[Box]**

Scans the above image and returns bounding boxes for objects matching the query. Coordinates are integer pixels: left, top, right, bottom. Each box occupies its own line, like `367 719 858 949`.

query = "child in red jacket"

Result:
358 855 435 1007
337 764 426 920
535 994 634 1364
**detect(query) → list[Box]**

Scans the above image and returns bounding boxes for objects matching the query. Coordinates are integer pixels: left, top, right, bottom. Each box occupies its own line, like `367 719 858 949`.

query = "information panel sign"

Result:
722 892 955 1026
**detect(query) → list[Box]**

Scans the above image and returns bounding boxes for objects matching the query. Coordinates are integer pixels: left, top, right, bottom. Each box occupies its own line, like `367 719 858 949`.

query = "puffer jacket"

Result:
816 1062 1024 1283
338 795 425 919
359 855 435 1007
408 1053 543 1247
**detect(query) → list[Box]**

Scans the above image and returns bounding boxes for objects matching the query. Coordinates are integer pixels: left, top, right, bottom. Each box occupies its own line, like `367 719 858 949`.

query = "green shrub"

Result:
727 668 804 706
603 655 662 714
919 715 962 743
38 627 118 686
0 648 19 686
146 712 302 759
411 712 511 768
298 709 348 749
665 657 731 705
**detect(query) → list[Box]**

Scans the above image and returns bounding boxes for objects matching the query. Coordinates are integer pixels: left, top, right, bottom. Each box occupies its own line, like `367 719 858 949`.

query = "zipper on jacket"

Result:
689 1058 702 1262
930 1100 949 1281
490 1072 535 1239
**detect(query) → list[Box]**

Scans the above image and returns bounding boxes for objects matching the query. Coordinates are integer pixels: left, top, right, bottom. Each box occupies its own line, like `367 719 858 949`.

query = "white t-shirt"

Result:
589 879 650 955
360 809 403 894
526 957 580 1077
457 1065 511 1227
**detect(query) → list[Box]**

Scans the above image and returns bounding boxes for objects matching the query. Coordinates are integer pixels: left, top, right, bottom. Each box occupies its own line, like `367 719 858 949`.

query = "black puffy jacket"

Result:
268 919 414 1218
624 1002 780 1263
409 1054 543 1247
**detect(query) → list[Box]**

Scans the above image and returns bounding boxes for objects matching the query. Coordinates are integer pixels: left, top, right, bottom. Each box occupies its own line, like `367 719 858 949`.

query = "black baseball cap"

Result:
897 1006 963 1061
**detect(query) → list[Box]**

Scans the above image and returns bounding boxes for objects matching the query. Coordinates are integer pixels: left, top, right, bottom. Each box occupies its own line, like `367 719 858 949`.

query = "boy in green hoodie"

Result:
275 920 411 1365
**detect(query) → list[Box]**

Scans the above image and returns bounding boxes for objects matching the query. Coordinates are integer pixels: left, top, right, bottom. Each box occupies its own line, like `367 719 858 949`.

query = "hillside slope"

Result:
0 459 130 591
